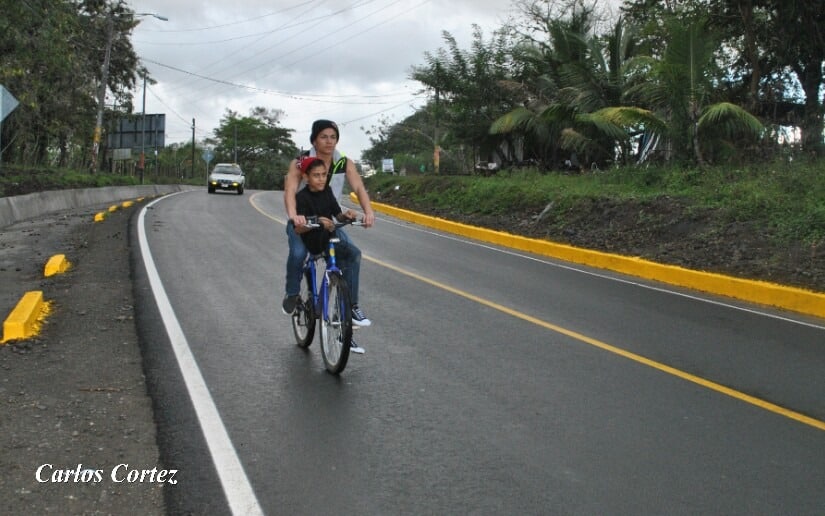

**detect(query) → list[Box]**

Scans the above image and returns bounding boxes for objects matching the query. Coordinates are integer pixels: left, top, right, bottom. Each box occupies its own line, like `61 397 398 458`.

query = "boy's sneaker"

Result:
282 295 299 315
350 340 365 354
351 305 371 327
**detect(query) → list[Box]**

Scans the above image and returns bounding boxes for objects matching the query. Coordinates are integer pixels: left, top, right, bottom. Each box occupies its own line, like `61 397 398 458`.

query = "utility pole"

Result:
139 71 146 184
191 118 195 179
433 61 441 175
90 11 115 173
93 9 166 176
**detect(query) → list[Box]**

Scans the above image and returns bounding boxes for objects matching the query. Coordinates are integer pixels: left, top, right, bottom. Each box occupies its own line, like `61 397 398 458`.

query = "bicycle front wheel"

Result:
291 270 316 348
320 274 352 374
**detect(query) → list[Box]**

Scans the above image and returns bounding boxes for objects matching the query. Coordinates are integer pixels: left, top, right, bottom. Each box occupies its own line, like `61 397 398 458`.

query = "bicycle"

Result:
290 217 362 374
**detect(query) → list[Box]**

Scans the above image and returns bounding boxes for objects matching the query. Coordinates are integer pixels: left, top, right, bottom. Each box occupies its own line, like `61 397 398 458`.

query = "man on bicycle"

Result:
282 120 375 350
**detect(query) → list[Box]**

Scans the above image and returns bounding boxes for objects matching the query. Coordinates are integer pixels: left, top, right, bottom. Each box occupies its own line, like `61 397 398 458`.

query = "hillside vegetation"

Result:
365 161 825 293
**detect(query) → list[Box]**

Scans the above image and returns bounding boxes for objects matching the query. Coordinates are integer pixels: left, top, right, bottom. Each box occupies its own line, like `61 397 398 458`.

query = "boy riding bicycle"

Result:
294 156 368 353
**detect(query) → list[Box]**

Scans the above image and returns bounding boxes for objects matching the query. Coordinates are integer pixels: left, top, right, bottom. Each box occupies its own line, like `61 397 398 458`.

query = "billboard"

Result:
107 114 166 151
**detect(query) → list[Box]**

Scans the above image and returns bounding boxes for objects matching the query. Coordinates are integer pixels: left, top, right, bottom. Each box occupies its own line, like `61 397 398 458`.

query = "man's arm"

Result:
344 159 375 227
283 158 306 226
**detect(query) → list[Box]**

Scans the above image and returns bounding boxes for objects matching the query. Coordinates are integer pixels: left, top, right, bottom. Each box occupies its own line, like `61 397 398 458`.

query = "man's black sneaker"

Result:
350 340 365 354
351 305 371 327
282 295 299 315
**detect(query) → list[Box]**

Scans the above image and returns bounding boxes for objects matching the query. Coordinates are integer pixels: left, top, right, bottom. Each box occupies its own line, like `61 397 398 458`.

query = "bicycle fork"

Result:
321 237 342 325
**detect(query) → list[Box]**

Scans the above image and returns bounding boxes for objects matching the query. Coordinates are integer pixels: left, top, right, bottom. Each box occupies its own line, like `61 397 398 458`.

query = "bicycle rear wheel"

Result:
320 274 352 374
291 270 316 348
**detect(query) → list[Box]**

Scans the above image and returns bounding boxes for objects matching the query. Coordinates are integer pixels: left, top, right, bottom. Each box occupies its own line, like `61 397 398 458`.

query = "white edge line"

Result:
138 193 264 516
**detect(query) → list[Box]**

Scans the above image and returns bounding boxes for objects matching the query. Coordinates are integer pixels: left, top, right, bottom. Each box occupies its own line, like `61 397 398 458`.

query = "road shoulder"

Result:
0 207 164 515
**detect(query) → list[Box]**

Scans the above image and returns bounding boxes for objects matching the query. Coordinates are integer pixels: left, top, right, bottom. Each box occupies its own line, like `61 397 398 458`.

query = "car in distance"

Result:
208 163 245 194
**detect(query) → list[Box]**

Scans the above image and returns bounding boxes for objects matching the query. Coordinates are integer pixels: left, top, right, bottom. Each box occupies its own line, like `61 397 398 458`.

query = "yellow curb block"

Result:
122 200 135 208
2 291 51 343
44 254 71 277
354 194 825 320
107 205 118 213
94 212 106 222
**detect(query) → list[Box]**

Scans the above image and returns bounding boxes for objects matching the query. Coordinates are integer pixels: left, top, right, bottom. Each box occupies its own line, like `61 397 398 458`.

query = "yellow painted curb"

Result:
2 291 51 343
94 212 106 222
354 194 825 320
44 254 71 277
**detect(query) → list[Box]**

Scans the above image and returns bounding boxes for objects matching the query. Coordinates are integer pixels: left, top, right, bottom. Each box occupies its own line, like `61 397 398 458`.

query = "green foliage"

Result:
0 165 140 197
367 161 825 246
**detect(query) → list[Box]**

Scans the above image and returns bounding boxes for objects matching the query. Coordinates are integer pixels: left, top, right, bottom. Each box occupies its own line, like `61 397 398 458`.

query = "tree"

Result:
209 108 297 190
624 14 763 165
0 0 143 169
623 0 824 156
491 1 640 168
411 25 518 173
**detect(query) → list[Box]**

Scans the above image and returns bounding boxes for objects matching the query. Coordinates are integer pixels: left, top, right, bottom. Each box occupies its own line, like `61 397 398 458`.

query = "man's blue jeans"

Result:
285 221 362 306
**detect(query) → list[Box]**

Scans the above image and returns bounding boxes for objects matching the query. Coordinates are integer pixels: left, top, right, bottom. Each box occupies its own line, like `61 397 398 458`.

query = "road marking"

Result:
251 191 825 432
367 255 825 432
377 214 825 331
139 194 264 516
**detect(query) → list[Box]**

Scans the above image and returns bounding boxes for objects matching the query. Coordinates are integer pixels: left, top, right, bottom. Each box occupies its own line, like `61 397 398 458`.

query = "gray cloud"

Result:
127 0 511 159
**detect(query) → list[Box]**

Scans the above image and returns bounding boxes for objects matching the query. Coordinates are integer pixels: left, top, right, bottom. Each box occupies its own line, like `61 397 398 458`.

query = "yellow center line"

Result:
251 192 825 432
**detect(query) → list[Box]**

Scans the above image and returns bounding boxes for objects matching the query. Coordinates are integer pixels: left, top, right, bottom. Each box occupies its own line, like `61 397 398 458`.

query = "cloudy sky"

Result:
126 0 516 161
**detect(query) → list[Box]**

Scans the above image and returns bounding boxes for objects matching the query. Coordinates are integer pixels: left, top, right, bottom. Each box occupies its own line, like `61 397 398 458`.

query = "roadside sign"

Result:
202 149 214 164
0 85 19 121
0 85 19 170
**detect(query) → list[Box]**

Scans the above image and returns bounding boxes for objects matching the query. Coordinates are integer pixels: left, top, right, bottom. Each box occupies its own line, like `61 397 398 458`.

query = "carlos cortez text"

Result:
36 463 178 484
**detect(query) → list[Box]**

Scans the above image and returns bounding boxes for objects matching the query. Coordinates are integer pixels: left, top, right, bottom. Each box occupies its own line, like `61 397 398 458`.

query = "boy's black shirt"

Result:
296 186 343 254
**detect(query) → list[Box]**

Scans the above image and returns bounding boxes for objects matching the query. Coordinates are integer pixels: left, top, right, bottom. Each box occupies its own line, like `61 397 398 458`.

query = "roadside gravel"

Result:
0 205 164 515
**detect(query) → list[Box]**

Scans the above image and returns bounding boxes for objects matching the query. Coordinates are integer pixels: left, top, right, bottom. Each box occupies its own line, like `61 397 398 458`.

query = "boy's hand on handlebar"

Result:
318 216 335 232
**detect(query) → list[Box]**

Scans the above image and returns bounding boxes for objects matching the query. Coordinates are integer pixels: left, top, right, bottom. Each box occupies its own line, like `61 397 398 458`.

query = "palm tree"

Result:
625 15 763 165
491 11 645 169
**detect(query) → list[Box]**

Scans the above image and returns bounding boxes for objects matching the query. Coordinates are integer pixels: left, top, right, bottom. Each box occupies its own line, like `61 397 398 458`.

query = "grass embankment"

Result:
366 162 825 247
365 161 825 292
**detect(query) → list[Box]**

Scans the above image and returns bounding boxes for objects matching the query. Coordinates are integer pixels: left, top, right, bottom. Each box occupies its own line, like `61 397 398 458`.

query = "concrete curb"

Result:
0 184 196 229
355 195 825 320
2 291 50 343
44 254 71 277
1 185 198 344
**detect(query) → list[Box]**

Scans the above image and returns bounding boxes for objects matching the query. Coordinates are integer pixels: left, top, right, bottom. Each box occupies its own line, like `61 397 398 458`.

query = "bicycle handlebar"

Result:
302 216 364 230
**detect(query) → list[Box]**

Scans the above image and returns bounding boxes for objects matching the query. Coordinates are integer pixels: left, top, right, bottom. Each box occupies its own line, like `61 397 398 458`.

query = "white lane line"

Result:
138 194 263 516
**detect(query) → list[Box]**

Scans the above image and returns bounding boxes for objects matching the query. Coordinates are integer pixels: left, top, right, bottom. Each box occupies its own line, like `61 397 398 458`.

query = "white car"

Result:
207 163 245 195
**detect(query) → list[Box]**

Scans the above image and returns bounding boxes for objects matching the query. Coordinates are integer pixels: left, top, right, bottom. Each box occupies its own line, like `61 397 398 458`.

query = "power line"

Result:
142 58 415 104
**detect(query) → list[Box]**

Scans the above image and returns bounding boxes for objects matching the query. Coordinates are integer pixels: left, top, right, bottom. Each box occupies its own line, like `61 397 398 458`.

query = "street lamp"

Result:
89 9 166 173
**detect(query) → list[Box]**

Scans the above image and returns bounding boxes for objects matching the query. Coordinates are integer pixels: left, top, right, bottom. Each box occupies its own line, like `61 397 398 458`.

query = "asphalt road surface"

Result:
132 189 824 515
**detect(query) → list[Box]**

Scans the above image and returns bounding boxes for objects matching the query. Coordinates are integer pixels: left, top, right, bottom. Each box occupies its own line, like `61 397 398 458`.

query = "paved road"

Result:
134 189 825 515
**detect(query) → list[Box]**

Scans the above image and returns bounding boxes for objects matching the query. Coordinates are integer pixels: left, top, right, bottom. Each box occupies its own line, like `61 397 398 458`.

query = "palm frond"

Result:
592 107 668 135
698 102 764 138
490 106 535 134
